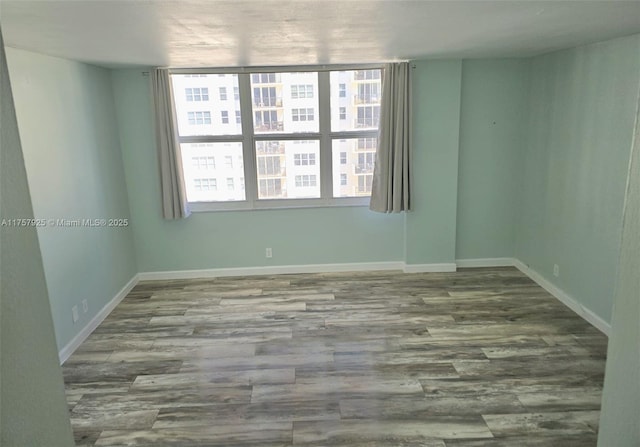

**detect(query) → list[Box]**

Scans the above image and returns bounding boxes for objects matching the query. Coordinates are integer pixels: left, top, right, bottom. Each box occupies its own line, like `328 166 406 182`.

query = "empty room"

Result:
1 1 639 446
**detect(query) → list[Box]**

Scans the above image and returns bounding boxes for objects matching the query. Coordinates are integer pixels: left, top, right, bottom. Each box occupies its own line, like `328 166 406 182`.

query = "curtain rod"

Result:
168 63 387 74
144 61 415 76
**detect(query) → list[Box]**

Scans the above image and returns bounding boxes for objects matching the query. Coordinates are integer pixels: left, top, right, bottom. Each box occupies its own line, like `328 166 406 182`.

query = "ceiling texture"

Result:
1 0 639 68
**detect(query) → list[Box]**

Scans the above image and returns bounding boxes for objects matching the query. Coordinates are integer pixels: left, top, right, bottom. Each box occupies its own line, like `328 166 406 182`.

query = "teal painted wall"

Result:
111 69 405 272
1 33 74 446
457 59 530 259
517 34 640 323
111 60 532 272
405 60 462 265
6 48 137 352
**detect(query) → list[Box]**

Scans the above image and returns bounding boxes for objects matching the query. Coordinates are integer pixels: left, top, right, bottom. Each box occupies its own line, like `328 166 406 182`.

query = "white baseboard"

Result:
402 263 457 273
513 259 610 336
58 274 139 364
456 257 516 268
138 262 464 280
138 261 406 281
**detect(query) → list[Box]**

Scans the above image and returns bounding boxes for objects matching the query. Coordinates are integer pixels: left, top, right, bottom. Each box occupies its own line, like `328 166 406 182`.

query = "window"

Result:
332 137 378 197
293 153 316 166
355 69 381 80
259 178 282 197
357 152 376 173
295 175 317 187
180 142 242 202
186 87 209 101
258 156 282 175
194 178 217 191
292 108 314 122
358 174 373 193
192 156 215 169
358 137 377 150
356 106 380 128
170 67 381 210
252 73 279 83
330 70 382 132
254 110 280 132
174 74 242 136
253 87 278 107
291 84 314 99
187 111 211 125
255 140 319 199
357 83 380 104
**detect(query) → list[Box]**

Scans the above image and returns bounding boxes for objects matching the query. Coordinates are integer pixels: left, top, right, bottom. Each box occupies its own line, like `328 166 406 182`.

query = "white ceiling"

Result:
1 1 639 68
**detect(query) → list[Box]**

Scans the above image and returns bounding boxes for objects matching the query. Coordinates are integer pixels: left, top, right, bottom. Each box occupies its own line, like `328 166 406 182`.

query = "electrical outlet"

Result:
82 299 88 313
265 247 273 258
553 264 560 277
72 305 79 323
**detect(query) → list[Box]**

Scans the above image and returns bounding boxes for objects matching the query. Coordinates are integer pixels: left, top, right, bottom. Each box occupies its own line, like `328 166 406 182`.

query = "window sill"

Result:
188 197 371 212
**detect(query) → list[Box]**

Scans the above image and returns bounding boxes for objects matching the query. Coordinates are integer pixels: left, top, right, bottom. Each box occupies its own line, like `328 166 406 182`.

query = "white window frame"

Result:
170 64 382 212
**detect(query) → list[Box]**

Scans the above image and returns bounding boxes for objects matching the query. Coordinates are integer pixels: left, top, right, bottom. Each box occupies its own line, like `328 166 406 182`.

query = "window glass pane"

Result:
332 137 377 197
256 140 320 199
171 74 242 136
180 142 246 202
330 69 382 132
251 72 319 134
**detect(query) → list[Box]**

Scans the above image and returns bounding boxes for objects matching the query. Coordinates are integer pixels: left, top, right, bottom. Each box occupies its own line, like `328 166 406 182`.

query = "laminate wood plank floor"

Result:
63 267 607 446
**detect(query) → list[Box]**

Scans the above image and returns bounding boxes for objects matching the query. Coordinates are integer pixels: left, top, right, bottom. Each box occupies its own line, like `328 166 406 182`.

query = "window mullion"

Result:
238 73 257 204
318 71 332 201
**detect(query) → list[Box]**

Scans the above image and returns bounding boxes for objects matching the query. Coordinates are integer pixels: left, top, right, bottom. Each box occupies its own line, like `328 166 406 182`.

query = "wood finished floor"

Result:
63 267 608 446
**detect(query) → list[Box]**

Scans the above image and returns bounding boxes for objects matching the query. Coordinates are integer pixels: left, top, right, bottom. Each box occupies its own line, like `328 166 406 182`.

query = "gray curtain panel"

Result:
151 68 190 219
370 62 411 213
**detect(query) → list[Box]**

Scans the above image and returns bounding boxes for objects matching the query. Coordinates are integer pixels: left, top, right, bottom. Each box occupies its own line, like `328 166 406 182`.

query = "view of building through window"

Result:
170 68 381 205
